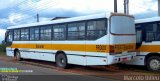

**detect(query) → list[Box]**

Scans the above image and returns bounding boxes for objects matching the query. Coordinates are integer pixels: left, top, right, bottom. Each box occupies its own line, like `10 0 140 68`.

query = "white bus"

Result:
4 13 136 68
126 17 160 71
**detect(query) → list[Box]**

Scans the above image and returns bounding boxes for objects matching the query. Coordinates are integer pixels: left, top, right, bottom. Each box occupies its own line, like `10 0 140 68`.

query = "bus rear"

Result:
108 13 136 64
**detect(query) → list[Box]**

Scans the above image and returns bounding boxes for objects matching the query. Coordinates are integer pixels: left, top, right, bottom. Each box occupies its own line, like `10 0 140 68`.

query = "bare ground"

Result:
0 55 159 81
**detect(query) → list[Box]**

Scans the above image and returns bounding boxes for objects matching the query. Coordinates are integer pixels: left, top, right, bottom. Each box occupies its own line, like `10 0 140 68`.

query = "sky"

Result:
0 0 158 43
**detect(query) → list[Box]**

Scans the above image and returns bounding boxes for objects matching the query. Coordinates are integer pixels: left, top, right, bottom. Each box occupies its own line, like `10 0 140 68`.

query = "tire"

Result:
55 53 68 69
15 50 22 61
146 56 160 71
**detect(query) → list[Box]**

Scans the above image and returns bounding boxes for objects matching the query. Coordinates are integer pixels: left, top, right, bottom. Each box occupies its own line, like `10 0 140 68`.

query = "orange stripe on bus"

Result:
137 45 160 52
9 43 135 53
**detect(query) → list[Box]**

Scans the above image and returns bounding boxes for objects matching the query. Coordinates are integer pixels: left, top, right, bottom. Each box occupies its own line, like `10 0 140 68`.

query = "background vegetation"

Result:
0 43 6 55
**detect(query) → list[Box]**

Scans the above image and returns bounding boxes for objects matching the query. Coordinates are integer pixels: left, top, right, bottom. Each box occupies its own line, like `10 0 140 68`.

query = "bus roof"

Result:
8 12 133 29
8 12 110 29
135 17 160 24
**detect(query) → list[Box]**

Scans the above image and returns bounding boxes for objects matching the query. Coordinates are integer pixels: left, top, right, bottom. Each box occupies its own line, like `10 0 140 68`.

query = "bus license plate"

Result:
121 58 128 61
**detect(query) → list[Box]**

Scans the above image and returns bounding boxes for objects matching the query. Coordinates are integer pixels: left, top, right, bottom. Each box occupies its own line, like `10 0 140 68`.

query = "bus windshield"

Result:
111 16 135 35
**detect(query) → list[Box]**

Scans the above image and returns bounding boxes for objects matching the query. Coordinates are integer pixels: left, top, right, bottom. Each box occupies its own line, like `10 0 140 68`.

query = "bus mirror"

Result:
4 32 7 42
2 40 6 45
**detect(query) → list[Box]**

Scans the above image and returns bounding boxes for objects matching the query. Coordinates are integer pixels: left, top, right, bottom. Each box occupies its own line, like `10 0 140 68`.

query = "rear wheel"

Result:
146 56 160 71
15 50 22 61
56 53 68 69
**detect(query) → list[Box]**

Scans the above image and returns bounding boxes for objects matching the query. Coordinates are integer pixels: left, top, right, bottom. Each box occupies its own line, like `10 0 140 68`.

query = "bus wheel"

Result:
146 56 160 71
15 50 22 61
55 53 68 69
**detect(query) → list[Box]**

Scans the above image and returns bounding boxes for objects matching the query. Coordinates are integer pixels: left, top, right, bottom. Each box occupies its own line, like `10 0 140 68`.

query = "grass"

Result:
0 51 6 56
0 44 6 56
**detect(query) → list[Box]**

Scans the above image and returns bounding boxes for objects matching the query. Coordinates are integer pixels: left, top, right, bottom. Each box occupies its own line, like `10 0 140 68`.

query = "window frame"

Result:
10 18 107 41
140 21 160 42
67 21 86 40
7 29 13 42
40 25 52 41
20 28 29 41
52 23 67 40
13 29 21 41
29 26 40 41
86 18 107 40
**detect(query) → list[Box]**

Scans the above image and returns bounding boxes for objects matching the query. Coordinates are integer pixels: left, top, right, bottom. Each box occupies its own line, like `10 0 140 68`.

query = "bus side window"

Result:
53 25 66 40
135 24 143 49
21 29 29 41
40 26 52 40
87 19 106 40
156 23 160 41
13 29 20 41
136 30 142 43
68 22 85 40
146 32 155 42
145 23 156 42
30 27 40 41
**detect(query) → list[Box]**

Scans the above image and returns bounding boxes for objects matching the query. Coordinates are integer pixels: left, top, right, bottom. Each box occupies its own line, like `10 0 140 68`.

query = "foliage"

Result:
0 44 6 52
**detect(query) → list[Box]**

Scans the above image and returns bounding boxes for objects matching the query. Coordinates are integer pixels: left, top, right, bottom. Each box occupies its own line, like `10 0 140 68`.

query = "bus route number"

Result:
96 45 106 52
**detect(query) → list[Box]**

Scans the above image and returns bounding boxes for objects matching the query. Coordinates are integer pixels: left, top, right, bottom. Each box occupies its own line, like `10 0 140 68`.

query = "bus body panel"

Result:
126 41 160 66
85 35 109 65
125 53 146 66
6 48 14 57
108 15 136 65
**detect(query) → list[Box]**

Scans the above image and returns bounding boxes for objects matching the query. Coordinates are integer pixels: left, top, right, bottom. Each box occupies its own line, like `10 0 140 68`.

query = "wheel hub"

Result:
150 59 160 70
61 58 64 64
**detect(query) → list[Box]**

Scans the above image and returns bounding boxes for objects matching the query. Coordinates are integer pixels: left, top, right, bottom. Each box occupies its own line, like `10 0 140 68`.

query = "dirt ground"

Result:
0 55 159 81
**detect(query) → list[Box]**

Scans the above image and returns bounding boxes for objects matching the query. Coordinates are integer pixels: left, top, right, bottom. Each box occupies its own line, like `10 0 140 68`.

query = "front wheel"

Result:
55 53 68 69
15 50 22 61
146 56 160 71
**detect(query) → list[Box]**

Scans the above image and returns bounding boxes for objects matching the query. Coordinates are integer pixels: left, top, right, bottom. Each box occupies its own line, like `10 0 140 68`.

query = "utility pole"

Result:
37 14 39 22
124 0 129 14
158 0 160 16
114 0 117 13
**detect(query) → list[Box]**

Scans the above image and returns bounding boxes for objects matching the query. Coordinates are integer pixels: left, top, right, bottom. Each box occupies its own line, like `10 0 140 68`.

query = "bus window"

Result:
13 29 20 41
30 28 40 41
40 26 52 40
87 19 106 40
68 22 85 40
68 23 79 40
146 32 155 42
21 29 29 41
53 25 66 40
156 23 160 41
136 30 142 43
136 29 142 49
111 16 135 35
6 30 13 42
5 30 13 46
77 22 85 40
30 28 35 41
145 23 157 42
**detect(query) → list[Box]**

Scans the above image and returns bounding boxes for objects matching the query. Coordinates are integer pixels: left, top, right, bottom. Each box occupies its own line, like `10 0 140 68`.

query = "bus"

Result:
4 12 136 68
126 17 160 71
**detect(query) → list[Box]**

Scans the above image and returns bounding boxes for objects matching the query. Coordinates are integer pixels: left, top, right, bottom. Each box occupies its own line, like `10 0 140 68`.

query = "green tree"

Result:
0 42 6 52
